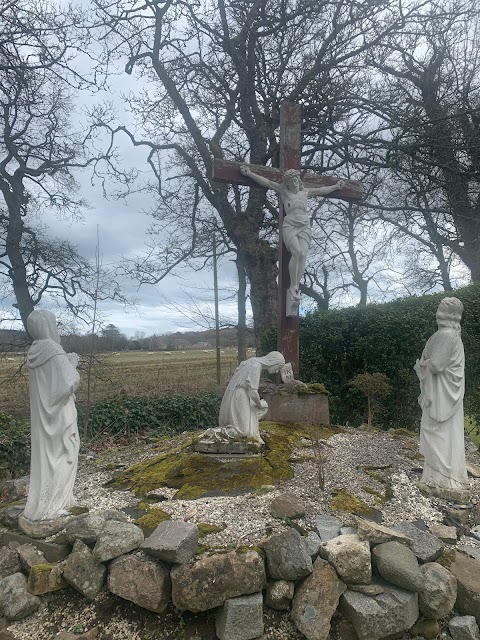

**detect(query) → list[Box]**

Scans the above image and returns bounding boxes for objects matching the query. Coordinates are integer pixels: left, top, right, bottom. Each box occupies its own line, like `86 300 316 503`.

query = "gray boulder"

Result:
305 531 322 558
340 580 419 640
269 492 305 519
16 544 47 572
140 520 198 564
355 517 411 547
449 615 480 640
27 562 67 596
291 557 346 640
0 505 24 529
0 548 20 581
0 573 40 620
216 593 264 640
265 580 294 610
372 541 423 591
419 562 457 619
263 528 312 581
108 553 171 613
449 551 480 625
429 523 457 544
63 540 106 600
319 534 371 585
65 510 128 545
393 521 444 563
171 550 266 613
316 515 342 542
93 521 144 562
0 477 29 503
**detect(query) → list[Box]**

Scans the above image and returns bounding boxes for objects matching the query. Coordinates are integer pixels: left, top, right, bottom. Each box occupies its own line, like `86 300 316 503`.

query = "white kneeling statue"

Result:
24 309 80 521
414 297 469 497
203 351 286 444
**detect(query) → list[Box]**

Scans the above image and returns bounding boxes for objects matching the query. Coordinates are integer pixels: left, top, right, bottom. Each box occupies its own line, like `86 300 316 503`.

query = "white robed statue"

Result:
202 351 286 444
414 297 469 498
24 310 80 521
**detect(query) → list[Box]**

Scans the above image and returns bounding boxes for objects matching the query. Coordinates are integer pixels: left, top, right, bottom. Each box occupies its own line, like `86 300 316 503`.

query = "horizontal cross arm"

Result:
212 158 363 201
212 158 282 186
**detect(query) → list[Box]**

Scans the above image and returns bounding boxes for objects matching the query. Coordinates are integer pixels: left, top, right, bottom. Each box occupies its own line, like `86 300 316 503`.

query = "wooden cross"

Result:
212 102 363 377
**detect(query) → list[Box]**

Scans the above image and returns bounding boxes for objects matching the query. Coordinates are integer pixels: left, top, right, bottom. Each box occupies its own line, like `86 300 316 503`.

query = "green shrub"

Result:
261 283 480 429
0 411 30 478
78 392 223 437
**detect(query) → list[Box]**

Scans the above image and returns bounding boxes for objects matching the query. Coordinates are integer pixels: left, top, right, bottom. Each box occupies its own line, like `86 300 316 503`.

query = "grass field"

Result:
0 349 249 416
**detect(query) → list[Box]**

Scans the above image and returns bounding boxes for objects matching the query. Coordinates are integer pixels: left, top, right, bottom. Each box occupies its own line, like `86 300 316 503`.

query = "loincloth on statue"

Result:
282 216 312 250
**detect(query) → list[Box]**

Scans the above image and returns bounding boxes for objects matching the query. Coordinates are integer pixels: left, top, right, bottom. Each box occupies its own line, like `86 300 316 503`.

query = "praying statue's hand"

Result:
240 165 251 177
336 180 346 190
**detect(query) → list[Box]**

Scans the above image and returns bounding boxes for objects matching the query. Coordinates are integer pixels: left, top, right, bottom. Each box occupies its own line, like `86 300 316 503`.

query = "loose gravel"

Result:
6 426 480 640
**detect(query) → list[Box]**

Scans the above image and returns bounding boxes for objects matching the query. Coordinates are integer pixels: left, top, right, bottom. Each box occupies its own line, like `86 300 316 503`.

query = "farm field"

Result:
0 348 249 416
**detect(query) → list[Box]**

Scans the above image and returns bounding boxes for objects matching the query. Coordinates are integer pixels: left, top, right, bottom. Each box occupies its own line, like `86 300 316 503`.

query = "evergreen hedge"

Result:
261 283 480 429
78 392 223 437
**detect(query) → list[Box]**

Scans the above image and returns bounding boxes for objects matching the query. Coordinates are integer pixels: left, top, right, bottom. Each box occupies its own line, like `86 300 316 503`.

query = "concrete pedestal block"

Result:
262 393 329 425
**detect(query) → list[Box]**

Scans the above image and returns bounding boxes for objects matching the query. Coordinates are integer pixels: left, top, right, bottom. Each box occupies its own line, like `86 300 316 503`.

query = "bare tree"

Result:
0 0 123 331
350 1 480 283
93 0 430 342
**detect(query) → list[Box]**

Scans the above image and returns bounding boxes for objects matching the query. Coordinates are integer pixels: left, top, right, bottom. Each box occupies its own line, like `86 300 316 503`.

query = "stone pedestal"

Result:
193 441 263 455
262 392 329 425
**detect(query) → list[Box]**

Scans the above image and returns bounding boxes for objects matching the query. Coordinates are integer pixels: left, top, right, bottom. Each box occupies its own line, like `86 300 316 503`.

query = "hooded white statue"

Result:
202 351 286 444
414 297 469 498
23 310 80 521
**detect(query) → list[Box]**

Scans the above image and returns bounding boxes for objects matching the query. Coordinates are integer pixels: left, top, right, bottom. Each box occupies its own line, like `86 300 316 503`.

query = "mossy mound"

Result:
111 422 311 500
329 488 377 518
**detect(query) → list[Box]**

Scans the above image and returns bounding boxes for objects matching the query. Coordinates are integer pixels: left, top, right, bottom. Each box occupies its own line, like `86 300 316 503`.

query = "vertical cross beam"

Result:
278 103 302 377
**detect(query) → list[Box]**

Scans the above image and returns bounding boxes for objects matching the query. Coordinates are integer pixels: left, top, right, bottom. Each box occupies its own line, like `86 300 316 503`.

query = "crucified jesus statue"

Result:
240 165 344 309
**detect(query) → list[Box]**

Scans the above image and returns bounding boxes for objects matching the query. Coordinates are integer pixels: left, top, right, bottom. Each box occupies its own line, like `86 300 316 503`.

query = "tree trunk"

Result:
4 184 35 333
242 238 278 346
236 253 247 363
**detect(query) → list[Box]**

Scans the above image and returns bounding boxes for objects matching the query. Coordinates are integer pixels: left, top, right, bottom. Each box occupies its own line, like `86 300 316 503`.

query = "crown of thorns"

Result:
283 169 301 179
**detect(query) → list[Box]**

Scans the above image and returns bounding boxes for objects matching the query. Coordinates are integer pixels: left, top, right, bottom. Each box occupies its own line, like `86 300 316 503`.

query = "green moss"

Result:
195 544 212 555
329 489 376 517
436 549 455 569
30 563 55 574
362 486 384 501
301 383 329 395
0 499 24 511
197 523 225 538
390 427 417 437
134 508 171 528
68 506 89 516
235 545 263 555
111 422 306 500
362 470 393 504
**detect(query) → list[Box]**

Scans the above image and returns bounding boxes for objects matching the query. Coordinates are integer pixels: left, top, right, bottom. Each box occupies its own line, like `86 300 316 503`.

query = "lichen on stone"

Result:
197 523 226 538
134 507 171 528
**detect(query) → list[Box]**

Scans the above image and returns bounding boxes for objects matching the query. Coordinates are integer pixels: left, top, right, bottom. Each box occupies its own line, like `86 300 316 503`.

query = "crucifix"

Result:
212 102 363 378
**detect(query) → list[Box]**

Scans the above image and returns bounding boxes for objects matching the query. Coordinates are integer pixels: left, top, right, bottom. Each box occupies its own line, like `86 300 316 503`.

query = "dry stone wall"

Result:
1 503 480 640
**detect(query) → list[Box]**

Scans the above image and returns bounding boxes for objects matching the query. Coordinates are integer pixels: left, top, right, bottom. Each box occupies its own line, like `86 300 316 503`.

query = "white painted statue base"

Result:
18 513 72 539
286 289 300 317
417 481 470 505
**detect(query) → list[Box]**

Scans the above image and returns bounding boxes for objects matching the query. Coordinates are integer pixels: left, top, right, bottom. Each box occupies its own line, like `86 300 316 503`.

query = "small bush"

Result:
0 411 30 478
77 392 223 438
